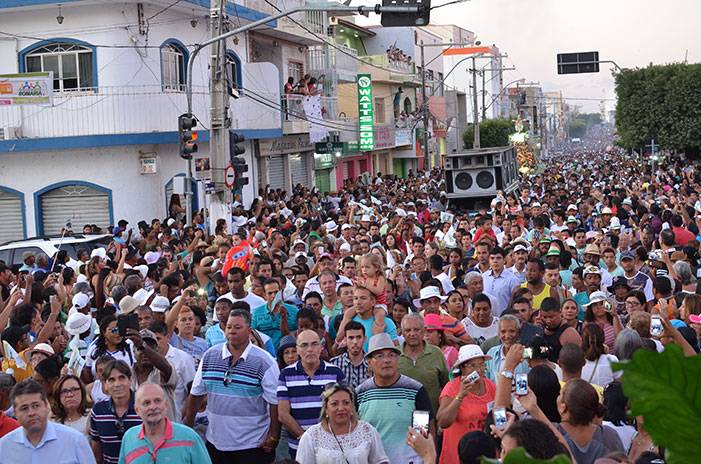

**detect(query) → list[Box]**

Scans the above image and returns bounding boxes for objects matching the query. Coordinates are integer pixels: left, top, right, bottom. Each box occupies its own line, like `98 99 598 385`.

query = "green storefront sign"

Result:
314 141 359 155
357 74 374 151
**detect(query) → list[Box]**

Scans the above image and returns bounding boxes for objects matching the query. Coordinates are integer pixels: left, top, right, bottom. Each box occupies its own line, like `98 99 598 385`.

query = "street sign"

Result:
224 165 236 188
557 52 600 74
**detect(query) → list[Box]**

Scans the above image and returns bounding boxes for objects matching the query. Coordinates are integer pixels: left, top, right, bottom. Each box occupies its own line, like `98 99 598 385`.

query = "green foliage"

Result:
615 63 701 150
612 344 701 464
481 447 571 464
569 119 587 139
463 118 515 149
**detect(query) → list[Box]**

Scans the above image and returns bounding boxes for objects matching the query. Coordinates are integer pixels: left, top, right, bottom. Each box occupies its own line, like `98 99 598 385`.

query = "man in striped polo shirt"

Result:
356 333 434 464
277 329 344 459
119 383 210 463
184 309 280 464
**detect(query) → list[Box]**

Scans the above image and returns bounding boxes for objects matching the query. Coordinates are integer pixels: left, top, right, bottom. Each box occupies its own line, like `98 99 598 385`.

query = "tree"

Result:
463 118 515 149
615 63 701 151
568 119 587 138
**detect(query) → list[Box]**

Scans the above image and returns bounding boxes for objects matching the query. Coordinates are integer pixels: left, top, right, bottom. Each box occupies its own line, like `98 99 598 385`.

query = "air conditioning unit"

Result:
0 126 22 140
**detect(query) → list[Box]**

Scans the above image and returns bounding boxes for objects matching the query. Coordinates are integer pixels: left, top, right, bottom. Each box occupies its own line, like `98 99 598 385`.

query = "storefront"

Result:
257 135 314 191
392 128 416 178
371 125 395 177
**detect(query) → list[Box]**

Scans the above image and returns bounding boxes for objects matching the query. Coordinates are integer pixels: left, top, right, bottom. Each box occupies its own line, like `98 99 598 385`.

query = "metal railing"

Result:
280 94 342 123
306 43 358 78
359 54 416 74
0 85 279 139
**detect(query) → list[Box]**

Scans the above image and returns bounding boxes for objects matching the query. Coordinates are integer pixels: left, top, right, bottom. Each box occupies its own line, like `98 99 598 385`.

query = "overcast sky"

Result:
361 0 700 112
436 0 701 112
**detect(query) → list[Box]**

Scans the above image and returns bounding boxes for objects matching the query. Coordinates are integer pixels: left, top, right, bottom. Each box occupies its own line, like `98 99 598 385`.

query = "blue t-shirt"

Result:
169 333 208 369
252 302 299 350
352 314 399 352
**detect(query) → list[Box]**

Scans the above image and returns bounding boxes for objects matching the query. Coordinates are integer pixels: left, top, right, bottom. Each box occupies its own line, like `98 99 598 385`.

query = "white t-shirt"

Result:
581 354 619 387
84 339 135 375
218 292 266 320
165 344 197 420
461 316 499 345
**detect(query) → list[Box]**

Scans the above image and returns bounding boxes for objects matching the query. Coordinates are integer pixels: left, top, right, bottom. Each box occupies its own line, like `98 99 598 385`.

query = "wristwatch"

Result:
500 370 514 379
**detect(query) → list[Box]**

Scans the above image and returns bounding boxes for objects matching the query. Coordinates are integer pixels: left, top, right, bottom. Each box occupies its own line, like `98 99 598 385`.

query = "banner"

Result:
357 74 374 151
0 72 53 106
302 94 329 143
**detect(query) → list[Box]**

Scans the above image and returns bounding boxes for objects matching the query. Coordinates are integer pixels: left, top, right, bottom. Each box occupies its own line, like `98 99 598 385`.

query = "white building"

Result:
0 0 291 241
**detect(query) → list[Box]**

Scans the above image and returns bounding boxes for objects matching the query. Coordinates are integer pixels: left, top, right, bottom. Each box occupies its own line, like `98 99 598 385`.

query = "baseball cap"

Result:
513 244 528 253
149 295 170 313
71 292 91 312
620 250 635 261
139 329 158 344
583 265 601 276
144 251 161 265
28 343 55 358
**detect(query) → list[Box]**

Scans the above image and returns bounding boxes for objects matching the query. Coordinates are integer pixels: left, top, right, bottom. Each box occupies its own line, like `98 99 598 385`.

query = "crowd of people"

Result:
0 146 699 464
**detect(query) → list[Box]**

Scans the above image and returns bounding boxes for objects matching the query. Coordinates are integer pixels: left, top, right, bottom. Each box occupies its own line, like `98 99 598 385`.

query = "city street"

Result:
0 1 699 463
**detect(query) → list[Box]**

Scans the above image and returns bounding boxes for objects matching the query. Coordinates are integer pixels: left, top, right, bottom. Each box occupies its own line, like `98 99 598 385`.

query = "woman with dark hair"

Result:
527 364 561 423
446 248 465 285
602 382 636 453
555 378 625 464
168 193 186 221
444 290 467 321
84 315 134 382
51 374 92 435
583 293 621 351
33 356 62 402
581 323 619 387
501 418 570 460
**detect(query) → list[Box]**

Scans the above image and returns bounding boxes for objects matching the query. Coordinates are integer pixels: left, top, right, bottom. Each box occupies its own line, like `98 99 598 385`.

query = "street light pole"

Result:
471 57 480 149
420 40 430 170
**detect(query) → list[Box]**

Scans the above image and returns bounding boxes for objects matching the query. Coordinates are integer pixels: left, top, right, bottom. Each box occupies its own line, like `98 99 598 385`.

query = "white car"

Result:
0 234 112 271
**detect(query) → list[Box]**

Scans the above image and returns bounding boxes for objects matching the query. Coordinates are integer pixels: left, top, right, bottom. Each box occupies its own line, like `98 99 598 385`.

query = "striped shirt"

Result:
118 418 211 464
277 360 345 450
356 375 432 464
190 342 279 452
89 394 142 464
330 352 370 390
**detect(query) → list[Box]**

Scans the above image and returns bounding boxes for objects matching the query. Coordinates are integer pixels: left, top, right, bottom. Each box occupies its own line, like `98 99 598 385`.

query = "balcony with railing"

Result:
306 43 358 82
280 94 352 135
242 0 327 44
357 54 421 85
0 85 281 143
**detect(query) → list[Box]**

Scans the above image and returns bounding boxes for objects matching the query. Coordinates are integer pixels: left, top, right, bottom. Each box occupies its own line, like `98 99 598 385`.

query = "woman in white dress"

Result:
296 383 388 464
581 323 619 387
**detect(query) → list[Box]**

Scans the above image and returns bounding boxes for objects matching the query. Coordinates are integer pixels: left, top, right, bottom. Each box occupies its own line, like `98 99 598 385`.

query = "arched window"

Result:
161 40 188 91
22 40 96 91
225 51 242 91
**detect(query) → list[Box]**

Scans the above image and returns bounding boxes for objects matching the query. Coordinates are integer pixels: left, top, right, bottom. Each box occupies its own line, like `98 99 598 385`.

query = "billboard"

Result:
357 74 374 151
0 72 54 105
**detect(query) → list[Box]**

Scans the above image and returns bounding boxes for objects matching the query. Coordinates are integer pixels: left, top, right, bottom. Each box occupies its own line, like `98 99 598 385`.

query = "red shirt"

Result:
0 411 19 437
672 226 695 247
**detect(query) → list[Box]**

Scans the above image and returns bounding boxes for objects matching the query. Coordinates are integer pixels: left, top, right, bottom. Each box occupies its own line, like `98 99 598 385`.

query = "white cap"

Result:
360 214 371 222
341 223 353 231
90 248 107 259
513 244 528 253
135 264 149 280
133 288 154 305
149 295 170 313
71 292 90 311
144 251 161 265
567 204 578 211
324 220 338 232
609 217 621 229
339 243 351 252
29 343 55 357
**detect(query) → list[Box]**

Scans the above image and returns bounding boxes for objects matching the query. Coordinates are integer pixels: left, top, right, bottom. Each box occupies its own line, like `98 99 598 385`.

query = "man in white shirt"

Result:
222 267 266 308
429 255 454 294
150 320 196 421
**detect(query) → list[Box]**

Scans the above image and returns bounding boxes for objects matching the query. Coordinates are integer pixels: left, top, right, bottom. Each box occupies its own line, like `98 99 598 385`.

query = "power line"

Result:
147 0 184 21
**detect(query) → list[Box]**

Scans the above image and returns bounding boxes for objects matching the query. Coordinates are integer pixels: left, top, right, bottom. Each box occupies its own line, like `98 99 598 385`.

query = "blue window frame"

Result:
161 39 189 91
19 38 98 91
225 50 243 90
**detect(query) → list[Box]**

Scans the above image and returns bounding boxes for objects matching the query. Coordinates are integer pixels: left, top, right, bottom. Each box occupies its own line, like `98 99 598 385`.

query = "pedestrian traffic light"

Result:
380 0 431 27
178 113 198 160
229 131 249 190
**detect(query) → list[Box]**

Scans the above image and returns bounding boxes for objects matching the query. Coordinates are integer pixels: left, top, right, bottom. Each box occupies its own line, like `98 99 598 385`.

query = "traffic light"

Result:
178 113 198 160
229 131 249 189
380 0 431 27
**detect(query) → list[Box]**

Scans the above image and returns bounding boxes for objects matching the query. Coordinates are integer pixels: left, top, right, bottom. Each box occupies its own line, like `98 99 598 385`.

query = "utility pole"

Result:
419 40 430 171
471 57 480 149
481 70 486 120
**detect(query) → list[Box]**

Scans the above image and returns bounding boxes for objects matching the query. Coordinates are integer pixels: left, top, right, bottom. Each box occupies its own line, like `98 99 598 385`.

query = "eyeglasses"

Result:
109 327 120 334
60 387 82 396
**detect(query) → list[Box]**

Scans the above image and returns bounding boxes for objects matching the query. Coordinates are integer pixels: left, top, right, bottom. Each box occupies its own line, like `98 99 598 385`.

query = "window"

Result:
374 97 386 124
161 41 187 91
25 42 94 91
437 72 444 96
226 51 242 91
288 61 304 84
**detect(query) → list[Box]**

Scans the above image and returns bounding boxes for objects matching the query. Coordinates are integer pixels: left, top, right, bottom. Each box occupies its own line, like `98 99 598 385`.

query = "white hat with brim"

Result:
412 286 447 309
583 291 608 306
66 312 93 336
452 344 492 370
365 333 401 358
28 343 55 358
149 295 171 313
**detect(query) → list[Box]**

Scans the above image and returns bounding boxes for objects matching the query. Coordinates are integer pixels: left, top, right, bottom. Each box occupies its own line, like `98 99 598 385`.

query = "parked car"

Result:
0 234 112 272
